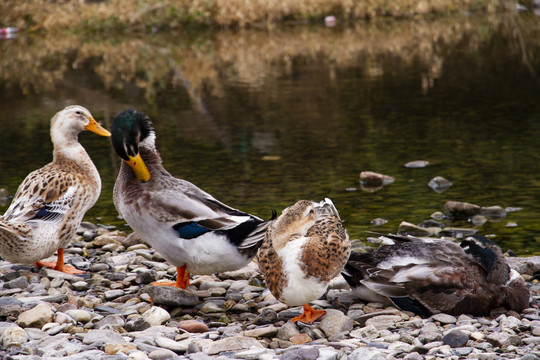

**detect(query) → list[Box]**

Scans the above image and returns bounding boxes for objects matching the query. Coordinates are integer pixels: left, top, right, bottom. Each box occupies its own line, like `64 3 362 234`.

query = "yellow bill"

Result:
85 117 111 137
126 154 150 182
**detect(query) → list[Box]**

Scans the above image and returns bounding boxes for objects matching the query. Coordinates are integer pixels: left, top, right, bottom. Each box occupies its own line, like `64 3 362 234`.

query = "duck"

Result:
342 233 530 317
257 198 350 324
111 109 275 289
0 105 111 274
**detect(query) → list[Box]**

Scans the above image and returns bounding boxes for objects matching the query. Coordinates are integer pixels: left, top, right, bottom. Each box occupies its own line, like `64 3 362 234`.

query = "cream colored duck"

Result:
111 109 274 289
0 105 111 274
257 198 350 324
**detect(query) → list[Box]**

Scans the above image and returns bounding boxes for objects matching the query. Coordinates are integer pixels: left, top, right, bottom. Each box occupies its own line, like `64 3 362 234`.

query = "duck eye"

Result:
75 111 81 115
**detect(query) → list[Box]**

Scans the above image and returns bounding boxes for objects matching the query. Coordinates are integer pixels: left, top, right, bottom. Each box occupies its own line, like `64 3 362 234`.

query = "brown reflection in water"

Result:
1 15 538 114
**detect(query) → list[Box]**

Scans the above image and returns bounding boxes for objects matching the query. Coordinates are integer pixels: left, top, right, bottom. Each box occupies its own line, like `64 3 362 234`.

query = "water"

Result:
1 14 540 254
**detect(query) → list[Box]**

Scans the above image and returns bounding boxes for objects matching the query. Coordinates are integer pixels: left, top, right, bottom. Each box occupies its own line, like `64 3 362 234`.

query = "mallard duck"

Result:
111 109 274 289
257 198 350 324
0 105 111 274
342 233 530 317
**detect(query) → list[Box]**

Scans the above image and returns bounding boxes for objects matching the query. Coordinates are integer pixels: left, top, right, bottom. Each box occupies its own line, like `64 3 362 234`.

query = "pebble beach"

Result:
0 222 539 360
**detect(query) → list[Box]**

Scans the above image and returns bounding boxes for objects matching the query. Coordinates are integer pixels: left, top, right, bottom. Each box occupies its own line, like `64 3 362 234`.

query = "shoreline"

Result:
0 222 538 359
0 0 516 33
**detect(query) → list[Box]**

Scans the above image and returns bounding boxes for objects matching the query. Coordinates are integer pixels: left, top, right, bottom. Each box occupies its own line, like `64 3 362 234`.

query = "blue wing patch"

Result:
32 205 63 222
173 222 211 239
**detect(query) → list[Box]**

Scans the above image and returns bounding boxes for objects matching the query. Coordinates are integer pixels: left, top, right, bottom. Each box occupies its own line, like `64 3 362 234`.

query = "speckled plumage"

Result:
342 234 531 317
257 199 350 318
111 110 274 287
0 105 110 268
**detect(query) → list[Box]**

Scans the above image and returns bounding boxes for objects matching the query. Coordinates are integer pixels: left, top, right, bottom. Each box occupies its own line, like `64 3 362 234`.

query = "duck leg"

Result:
151 265 190 289
35 248 85 274
291 304 327 324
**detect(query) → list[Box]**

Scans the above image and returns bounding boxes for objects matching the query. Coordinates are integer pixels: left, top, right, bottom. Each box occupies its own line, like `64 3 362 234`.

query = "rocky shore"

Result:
0 222 539 360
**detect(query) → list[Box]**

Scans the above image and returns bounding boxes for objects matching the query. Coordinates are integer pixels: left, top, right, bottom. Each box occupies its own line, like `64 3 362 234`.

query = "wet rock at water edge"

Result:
359 171 395 192
397 221 434 237
443 200 481 219
404 160 430 168
370 218 388 226
444 201 508 220
428 176 453 193
479 205 507 218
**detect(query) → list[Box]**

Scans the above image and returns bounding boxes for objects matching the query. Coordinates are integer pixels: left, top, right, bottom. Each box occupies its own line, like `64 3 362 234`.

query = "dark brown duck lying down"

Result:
342 234 530 317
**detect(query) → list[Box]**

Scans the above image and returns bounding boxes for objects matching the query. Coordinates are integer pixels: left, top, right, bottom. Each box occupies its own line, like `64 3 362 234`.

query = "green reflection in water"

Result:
1 14 540 255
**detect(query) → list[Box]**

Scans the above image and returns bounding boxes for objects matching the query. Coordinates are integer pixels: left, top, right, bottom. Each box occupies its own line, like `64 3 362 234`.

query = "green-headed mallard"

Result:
111 109 274 289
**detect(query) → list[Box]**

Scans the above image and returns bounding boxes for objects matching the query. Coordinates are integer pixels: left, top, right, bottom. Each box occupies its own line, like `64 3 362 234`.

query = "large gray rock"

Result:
202 336 263 355
506 256 540 275
143 286 199 307
319 309 354 337
486 331 521 347
431 313 457 324
17 303 54 328
243 325 278 338
1 325 28 347
83 329 126 345
277 322 300 340
365 315 402 331
349 347 391 360
281 347 319 360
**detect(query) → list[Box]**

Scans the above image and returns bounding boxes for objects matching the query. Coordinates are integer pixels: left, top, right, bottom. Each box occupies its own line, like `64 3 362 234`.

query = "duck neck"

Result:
139 144 167 174
52 131 100 186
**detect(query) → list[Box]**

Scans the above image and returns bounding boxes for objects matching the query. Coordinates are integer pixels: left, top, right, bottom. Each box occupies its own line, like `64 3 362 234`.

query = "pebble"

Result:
0 224 537 360
178 320 209 333
132 306 171 331
442 330 469 348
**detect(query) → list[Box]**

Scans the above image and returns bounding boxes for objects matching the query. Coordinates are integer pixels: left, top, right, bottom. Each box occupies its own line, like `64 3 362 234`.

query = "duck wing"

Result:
139 177 272 249
3 166 77 227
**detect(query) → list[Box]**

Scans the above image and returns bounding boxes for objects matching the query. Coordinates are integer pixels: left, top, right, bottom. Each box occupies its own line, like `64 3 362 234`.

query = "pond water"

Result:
1 13 540 255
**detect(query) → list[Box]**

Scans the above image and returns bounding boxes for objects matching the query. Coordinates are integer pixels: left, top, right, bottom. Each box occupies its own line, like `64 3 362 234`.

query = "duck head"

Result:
460 234 509 283
111 109 153 183
51 105 111 145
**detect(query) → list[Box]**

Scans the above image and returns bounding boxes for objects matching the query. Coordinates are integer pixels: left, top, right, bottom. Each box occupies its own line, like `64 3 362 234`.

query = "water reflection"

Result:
1 14 540 254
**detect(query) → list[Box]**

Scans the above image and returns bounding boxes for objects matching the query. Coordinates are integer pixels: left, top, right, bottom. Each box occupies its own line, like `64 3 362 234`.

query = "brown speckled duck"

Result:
0 105 111 274
342 233 530 317
257 198 350 324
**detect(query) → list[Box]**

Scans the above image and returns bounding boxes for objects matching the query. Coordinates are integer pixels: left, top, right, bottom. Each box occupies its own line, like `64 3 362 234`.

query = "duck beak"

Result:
125 153 150 182
85 117 111 137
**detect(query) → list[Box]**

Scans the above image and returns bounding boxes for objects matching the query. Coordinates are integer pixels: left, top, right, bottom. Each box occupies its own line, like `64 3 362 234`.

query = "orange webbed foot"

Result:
291 304 327 324
35 248 84 274
151 266 190 289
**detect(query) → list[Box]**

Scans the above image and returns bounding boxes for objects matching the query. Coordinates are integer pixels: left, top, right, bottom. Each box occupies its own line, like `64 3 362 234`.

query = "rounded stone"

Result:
442 330 469 348
177 320 209 333
1 325 28 347
65 309 92 324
